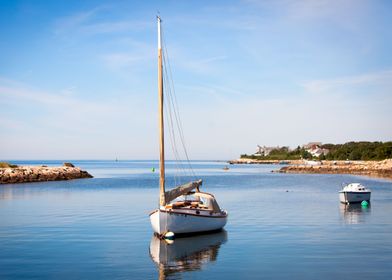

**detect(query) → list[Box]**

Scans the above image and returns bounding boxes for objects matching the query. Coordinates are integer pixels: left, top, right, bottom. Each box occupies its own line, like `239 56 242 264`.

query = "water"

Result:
1 160 392 279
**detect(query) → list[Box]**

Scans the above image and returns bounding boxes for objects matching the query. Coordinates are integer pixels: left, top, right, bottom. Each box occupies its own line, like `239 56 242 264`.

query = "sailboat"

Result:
149 16 228 236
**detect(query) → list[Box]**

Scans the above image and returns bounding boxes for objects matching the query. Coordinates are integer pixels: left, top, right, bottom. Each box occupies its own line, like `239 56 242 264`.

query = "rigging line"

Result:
161 30 180 163
164 105 179 187
163 62 187 180
161 43 183 184
163 73 186 184
163 67 181 164
162 32 196 186
162 49 184 169
162 50 196 178
163 89 183 186
162 51 188 182
164 63 194 177
165 100 186 183
161 28 196 179
161 28 191 180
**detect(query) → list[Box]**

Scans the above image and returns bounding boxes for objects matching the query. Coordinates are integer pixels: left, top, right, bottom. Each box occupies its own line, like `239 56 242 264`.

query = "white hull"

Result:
339 191 371 204
150 208 227 235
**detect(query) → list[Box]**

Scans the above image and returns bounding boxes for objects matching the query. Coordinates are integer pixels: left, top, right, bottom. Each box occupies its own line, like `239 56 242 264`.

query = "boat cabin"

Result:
165 192 222 213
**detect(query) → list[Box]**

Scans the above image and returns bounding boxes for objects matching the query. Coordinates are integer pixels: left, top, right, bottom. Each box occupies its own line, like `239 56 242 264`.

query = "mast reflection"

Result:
149 230 227 279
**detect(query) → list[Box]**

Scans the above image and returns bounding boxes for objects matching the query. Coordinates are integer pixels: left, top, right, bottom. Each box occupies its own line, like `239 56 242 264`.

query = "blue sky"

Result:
1 0 391 160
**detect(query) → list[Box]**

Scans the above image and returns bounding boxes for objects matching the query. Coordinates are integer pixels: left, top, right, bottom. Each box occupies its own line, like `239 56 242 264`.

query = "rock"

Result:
228 159 303 165
277 160 392 179
63 162 75 167
0 165 93 184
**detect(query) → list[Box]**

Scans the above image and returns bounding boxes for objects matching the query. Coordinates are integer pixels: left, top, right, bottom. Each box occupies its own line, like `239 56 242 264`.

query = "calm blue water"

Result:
1 160 392 279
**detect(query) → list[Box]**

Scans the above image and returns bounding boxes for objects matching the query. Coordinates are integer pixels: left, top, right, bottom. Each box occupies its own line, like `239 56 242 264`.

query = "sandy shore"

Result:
0 164 93 184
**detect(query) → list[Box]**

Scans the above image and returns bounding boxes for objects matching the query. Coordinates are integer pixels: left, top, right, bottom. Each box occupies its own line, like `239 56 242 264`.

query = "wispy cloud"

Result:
0 85 77 107
0 79 157 159
0 82 123 131
245 0 368 21
102 52 149 70
101 40 155 71
178 83 243 101
0 118 25 131
178 55 227 74
302 70 392 95
54 6 102 35
54 6 150 37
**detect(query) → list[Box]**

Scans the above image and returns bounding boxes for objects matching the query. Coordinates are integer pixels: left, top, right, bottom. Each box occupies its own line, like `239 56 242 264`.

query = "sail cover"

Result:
164 179 202 203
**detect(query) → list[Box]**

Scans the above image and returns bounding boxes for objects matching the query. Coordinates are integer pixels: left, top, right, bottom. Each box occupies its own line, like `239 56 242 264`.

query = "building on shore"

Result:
251 142 329 158
254 145 281 156
302 142 329 158
302 142 322 150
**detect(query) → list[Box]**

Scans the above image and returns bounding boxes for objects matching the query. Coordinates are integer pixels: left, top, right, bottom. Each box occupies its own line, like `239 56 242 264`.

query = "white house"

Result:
254 145 280 156
302 142 329 157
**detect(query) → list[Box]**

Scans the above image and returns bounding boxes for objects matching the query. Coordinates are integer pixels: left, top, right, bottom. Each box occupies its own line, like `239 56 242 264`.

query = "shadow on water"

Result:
149 230 228 279
339 203 371 224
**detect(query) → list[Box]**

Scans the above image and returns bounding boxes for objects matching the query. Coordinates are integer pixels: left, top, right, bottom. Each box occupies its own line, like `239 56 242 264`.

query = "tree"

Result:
301 150 312 159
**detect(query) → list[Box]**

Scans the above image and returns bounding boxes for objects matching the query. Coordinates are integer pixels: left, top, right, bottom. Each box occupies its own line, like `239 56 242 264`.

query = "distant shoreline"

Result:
228 159 302 164
0 163 93 184
229 158 392 179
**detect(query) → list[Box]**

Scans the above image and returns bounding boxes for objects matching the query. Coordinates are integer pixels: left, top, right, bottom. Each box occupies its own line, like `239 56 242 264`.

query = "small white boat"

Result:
149 16 227 236
339 183 371 204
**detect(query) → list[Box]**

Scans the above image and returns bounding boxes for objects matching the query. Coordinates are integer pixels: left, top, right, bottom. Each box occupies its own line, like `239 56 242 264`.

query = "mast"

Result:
157 16 166 206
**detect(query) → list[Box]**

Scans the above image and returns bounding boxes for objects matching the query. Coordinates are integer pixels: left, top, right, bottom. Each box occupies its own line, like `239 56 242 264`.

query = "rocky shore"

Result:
228 158 392 179
277 159 392 179
0 163 93 184
228 158 303 165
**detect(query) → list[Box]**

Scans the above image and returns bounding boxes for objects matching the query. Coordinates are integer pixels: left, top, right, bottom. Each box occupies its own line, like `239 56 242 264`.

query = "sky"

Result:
0 0 391 160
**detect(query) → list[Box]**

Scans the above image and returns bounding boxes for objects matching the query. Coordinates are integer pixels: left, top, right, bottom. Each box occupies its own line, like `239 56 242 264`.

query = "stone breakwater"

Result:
0 164 93 184
277 159 392 179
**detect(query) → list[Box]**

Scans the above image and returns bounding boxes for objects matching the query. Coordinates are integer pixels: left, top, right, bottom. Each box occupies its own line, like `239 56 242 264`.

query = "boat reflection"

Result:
149 230 228 279
339 203 371 224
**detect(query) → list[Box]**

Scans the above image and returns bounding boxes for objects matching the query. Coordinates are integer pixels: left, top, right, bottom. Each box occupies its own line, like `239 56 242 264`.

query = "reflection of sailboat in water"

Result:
149 230 227 279
339 203 371 224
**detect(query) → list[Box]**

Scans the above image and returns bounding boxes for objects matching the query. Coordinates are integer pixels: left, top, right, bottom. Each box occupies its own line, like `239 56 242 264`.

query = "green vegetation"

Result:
241 146 312 160
322 141 392 160
240 141 392 161
0 162 18 168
